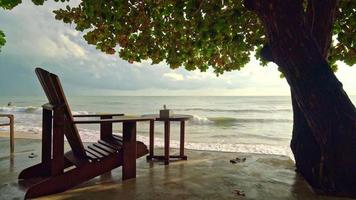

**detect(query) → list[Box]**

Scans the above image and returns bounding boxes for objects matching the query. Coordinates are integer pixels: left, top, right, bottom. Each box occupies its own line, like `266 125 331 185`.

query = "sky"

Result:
0 1 355 96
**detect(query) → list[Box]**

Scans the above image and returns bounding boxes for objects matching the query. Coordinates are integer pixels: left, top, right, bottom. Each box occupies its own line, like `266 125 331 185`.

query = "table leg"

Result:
148 120 154 159
164 120 170 165
100 116 113 140
123 121 137 180
9 115 14 154
180 121 185 158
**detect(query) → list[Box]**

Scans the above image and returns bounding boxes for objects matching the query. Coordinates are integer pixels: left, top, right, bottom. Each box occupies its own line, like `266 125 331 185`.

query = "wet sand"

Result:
0 134 352 200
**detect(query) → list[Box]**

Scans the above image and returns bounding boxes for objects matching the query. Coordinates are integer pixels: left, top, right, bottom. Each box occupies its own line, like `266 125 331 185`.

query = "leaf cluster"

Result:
330 0 356 68
54 0 265 74
0 0 355 73
0 0 68 9
0 30 5 52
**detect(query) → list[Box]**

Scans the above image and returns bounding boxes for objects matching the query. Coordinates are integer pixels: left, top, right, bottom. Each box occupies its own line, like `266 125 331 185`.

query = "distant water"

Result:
1 96 355 159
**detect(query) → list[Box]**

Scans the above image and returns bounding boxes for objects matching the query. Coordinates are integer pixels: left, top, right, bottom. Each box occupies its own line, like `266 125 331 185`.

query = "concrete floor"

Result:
0 138 352 200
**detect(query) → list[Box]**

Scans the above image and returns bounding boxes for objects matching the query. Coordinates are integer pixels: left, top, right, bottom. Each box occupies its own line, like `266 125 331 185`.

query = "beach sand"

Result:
0 133 351 200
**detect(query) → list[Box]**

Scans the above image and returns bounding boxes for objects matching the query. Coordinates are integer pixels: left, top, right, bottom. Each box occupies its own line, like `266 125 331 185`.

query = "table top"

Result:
74 116 156 124
142 114 193 121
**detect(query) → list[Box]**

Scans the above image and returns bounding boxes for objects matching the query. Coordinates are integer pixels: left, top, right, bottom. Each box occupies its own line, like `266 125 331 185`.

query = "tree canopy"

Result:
0 0 355 74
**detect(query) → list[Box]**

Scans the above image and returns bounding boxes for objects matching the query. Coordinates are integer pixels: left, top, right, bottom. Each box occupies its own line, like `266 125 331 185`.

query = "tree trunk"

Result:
290 92 322 187
245 0 356 197
291 0 339 190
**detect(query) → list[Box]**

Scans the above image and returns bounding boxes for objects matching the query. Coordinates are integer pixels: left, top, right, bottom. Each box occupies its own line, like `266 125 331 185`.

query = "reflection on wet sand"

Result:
0 138 353 200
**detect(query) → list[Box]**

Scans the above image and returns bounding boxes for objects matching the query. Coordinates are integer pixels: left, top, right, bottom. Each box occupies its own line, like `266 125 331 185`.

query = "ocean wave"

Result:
0 106 91 116
0 106 42 113
189 115 214 125
135 136 293 159
72 111 91 115
184 142 293 159
209 117 292 124
176 108 292 113
3 126 293 159
189 115 292 126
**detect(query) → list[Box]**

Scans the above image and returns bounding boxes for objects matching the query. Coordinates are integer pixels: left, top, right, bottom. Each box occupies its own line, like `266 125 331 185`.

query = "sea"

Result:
1 96 355 160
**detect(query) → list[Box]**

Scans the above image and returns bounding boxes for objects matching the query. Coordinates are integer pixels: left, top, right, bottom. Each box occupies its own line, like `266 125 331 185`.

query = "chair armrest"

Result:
72 113 124 118
42 103 65 110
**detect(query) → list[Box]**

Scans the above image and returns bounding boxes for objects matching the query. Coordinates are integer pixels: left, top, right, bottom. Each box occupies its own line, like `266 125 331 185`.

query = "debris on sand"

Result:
233 189 246 197
28 153 38 158
230 157 246 164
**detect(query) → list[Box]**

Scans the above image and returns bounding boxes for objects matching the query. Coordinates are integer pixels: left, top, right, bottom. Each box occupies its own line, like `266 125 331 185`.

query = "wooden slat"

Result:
93 143 117 154
36 68 87 158
88 144 110 157
0 123 10 126
64 151 87 167
85 148 104 159
112 138 123 146
85 151 100 162
101 135 123 146
52 74 86 158
85 151 100 161
98 140 122 150
113 135 123 141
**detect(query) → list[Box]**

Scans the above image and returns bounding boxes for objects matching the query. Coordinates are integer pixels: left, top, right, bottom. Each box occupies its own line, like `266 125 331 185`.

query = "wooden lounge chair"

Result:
19 68 151 199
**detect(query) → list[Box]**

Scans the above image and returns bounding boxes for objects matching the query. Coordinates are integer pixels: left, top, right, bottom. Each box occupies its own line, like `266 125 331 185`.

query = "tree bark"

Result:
291 0 339 190
245 0 356 197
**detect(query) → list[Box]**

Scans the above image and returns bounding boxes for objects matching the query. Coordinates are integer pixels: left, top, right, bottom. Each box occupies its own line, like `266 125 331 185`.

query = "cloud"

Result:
163 72 184 81
0 1 354 96
58 34 87 59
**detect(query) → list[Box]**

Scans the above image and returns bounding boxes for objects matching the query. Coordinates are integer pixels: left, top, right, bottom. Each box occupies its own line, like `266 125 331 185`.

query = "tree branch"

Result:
243 0 256 11
306 0 339 57
260 44 274 62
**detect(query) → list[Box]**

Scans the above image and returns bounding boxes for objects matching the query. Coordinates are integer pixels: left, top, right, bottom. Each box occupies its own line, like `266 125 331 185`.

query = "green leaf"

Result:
0 30 6 52
1 0 355 75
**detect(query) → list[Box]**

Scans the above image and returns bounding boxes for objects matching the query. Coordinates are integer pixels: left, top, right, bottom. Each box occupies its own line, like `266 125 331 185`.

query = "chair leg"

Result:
19 162 50 179
19 160 74 180
25 155 121 199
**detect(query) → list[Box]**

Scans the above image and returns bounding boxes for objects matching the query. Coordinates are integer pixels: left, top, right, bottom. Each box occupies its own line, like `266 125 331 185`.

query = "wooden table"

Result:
143 114 193 165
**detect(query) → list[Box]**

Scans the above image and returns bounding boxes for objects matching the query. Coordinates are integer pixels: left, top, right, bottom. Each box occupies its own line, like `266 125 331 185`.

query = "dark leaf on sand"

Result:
230 157 246 164
233 189 246 196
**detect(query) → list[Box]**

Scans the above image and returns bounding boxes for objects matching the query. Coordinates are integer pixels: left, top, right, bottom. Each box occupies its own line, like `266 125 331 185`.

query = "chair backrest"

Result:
35 68 87 158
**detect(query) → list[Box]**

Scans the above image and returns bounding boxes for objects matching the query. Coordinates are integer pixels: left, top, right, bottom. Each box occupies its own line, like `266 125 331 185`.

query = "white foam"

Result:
16 126 42 134
72 111 91 115
184 142 294 160
0 106 41 113
189 114 213 125
81 131 286 157
0 106 91 116
4 124 295 160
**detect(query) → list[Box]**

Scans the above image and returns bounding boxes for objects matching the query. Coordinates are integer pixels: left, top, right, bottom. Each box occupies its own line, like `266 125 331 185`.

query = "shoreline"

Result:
0 131 295 160
0 131 42 140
